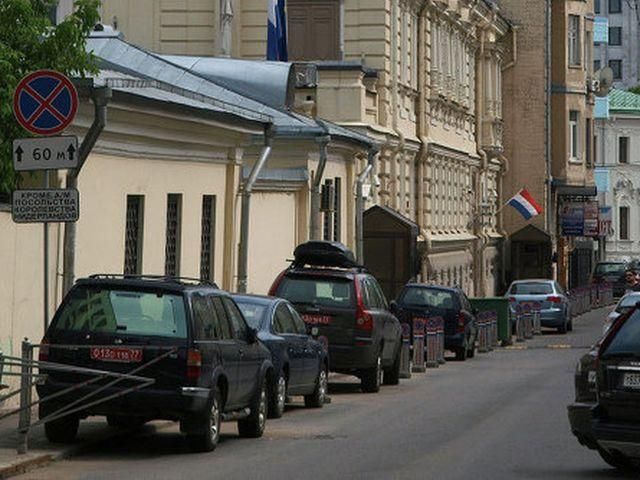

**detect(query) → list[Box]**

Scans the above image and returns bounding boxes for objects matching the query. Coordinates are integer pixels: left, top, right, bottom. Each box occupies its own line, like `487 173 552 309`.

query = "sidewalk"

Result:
0 411 166 479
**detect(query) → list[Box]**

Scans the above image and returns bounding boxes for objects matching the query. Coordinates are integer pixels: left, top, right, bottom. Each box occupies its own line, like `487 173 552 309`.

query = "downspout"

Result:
62 86 111 295
545 0 553 237
310 134 331 240
237 129 274 293
356 149 378 263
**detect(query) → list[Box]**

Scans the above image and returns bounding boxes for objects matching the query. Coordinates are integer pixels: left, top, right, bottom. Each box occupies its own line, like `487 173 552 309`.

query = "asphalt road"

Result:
17 307 636 480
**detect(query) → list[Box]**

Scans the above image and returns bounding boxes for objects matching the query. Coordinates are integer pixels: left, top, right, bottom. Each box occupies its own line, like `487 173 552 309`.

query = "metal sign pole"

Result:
44 172 49 331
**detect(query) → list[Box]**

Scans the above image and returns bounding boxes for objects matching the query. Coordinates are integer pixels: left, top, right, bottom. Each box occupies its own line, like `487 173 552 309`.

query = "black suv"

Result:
37 275 273 453
591 301 640 470
269 242 402 393
592 261 629 298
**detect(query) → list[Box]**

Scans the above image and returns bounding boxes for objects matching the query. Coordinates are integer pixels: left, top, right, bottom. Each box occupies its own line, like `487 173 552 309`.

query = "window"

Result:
609 0 622 13
274 303 296 334
620 206 629 240
165 194 182 276
619 136 629 163
277 277 355 308
569 111 580 160
222 297 249 340
287 0 340 60
124 195 144 275
594 59 601 72
595 0 601 13
211 297 233 340
594 135 598 165
192 295 218 341
322 179 334 241
235 301 267 330
287 305 308 334
586 119 592 168
200 195 216 282
568 15 581 66
333 177 342 242
609 27 622 46
610 59 623 79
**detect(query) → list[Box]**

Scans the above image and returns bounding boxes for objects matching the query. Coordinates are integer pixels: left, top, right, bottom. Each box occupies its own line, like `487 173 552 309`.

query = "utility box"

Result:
470 297 512 346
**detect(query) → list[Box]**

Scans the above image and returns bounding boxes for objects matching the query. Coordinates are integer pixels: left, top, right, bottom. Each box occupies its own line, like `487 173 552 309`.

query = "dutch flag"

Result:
508 188 543 221
267 0 288 61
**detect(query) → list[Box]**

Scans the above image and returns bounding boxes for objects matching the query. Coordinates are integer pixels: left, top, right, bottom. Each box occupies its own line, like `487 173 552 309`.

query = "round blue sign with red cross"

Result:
13 70 78 136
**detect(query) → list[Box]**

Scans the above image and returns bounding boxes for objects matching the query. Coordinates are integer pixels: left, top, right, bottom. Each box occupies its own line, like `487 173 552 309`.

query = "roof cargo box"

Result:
293 241 359 269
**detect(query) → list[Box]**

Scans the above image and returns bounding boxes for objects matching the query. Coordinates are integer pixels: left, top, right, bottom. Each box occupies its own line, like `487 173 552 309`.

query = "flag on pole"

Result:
507 188 543 220
267 0 288 61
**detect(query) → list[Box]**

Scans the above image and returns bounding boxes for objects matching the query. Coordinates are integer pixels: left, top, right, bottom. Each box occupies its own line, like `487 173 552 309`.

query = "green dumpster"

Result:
470 297 512 346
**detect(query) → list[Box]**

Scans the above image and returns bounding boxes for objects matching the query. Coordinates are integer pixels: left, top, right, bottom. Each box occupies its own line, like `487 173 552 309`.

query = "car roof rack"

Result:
288 262 369 274
87 274 219 289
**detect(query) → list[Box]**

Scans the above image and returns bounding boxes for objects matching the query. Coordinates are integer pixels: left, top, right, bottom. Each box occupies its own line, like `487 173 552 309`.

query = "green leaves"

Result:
0 0 100 195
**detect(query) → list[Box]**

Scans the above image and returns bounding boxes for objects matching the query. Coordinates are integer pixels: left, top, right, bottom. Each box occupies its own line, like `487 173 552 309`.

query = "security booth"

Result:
509 224 553 281
363 205 419 300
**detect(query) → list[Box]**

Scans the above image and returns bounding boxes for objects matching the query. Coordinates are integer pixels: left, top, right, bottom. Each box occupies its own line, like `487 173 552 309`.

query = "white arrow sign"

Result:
13 136 79 171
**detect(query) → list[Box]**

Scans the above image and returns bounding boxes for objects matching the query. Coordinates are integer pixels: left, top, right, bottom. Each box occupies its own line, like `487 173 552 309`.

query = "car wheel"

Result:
455 345 467 361
238 380 268 438
187 391 221 453
361 354 382 393
383 345 401 386
598 447 635 471
268 370 287 419
44 414 80 444
304 367 328 408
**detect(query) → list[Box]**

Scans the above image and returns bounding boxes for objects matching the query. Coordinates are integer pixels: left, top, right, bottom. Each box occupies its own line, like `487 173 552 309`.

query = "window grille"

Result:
124 195 144 275
165 194 182 276
333 177 342 242
200 195 216 281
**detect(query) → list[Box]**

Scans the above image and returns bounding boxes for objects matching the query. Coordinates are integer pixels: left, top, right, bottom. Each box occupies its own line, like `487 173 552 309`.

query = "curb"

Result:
0 421 173 480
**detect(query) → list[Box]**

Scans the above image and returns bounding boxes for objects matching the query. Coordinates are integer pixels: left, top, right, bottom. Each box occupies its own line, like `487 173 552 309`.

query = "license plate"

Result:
622 372 640 389
90 347 143 363
302 314 332 326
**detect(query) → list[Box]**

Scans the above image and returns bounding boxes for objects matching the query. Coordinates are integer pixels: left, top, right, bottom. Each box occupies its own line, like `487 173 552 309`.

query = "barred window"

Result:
200 195 216 282
124 195 144 275
165 194 182 277
322 179 334 241
333 177 342 242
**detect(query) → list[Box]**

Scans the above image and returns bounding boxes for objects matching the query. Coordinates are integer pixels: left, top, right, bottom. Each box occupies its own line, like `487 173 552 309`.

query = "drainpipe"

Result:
62 86 111 295
236 130 274 293
545 0 553 238
356 149 378 263
310 134 331 240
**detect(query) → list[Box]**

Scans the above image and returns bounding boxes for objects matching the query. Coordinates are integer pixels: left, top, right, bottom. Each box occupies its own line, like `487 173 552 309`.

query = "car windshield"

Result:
278 277 355 308
595 263 626 275
602 309 640 358
235 301 268 329
52 286 187 338
399 288 457 310
510 282 553 295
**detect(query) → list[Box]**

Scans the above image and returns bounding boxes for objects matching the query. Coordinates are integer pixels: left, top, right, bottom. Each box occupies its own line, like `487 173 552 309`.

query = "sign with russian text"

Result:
12 189 79 223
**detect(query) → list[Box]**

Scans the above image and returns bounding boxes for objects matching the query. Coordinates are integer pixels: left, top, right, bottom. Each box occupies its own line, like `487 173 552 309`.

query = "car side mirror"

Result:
247 328 259 344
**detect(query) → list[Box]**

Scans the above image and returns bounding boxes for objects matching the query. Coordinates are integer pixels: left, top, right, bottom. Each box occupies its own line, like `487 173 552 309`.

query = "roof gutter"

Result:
63 85 112 295
236 128 274 293
356 149 378 263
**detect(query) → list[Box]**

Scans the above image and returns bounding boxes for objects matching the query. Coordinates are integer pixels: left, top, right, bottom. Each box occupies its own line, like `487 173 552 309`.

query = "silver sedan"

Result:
506 279 572 334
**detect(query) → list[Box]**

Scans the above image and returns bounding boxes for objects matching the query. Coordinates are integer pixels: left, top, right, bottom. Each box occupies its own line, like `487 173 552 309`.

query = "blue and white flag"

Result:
267 0 288 61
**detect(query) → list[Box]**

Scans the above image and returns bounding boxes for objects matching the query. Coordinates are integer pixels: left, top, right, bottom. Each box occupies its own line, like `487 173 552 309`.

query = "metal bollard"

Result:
489 311 497 350
515 305 525 343
425 317 439 368
399 323 412 379
478 312 489 353
17 339 33 455
532 301 542 335
411 317 426 373
523 302 533 339
436 317 446 364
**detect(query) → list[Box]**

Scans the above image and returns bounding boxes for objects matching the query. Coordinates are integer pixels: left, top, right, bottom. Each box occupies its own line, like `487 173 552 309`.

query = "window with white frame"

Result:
569 110 580 160
619 206 629 240
568 15 581 66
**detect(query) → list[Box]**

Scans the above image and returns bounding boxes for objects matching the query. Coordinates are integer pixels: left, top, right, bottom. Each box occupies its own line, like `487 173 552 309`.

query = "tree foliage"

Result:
0 0 100 195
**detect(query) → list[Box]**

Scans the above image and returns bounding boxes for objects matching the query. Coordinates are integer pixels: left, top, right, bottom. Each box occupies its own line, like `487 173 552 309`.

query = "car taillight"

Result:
355 279 373 331
268 270 288 296
547 296 562 304
457 312 466 334
187 349 202 380
38 339 49 362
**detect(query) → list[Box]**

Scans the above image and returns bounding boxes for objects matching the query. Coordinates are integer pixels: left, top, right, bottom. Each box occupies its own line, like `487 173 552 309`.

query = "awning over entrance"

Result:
363 205 419 299
555 185 598 197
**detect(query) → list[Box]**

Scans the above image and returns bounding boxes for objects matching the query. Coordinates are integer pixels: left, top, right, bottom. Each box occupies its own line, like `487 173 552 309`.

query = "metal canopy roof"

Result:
160 55 295 110
609 88 640 115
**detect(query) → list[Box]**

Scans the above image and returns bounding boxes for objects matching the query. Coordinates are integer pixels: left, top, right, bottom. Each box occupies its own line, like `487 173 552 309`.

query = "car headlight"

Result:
588 370 597 385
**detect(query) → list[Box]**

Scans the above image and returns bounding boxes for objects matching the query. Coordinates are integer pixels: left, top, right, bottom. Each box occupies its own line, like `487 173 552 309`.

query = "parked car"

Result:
269 241 402 393
506 279 571 334
592 261 629 298
37 275 274 453
604 292 640 334
232 294 329 418
392 284 477 361
590 300 640 470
